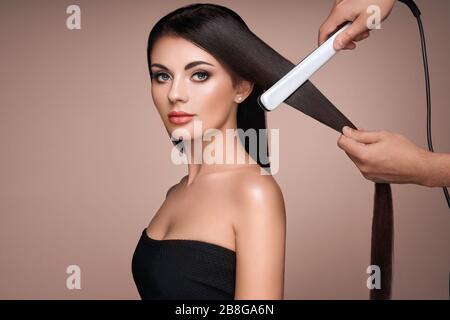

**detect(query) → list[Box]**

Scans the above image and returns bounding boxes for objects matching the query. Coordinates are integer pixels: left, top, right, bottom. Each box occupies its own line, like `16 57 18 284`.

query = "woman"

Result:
132 3 286 300
132 2 393 300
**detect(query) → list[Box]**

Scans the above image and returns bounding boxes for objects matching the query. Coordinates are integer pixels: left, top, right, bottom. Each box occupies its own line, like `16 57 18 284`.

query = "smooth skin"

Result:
147 35 286 299
318 0 397 50
338 127 450 187
320 0 450 188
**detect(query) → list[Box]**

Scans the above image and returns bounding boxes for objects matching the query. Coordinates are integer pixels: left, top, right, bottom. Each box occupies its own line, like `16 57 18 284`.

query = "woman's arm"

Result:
233 176 286 300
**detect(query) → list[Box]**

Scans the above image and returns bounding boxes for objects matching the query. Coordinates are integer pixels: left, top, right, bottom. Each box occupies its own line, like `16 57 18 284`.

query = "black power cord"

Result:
398 0 450 210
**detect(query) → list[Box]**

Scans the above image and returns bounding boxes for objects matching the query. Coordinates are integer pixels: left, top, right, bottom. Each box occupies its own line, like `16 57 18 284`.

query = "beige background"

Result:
1 0 449 299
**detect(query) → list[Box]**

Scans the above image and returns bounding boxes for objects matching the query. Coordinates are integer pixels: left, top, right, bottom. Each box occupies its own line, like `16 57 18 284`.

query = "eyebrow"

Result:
150 61 214 71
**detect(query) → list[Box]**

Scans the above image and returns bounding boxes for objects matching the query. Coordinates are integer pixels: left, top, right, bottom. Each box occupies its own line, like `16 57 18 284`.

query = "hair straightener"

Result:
257 0 450 210
257 22 350 112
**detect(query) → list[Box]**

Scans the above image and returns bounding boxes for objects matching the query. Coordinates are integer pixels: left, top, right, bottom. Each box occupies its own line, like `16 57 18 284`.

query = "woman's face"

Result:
150 35 252 141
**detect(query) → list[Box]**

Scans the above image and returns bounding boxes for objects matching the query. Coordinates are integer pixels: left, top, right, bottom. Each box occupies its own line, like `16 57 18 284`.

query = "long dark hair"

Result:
146 3 393 299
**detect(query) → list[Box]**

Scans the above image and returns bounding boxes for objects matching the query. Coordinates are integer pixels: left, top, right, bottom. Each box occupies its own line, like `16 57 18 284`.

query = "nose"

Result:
167 75 188 103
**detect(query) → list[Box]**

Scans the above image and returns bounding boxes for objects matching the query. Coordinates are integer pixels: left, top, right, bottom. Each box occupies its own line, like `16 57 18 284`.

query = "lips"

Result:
168 111 195 125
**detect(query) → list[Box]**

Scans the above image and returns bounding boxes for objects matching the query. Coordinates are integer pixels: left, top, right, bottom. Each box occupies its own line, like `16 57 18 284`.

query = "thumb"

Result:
337 133 366 159
343 126 382 144
334 15 369 50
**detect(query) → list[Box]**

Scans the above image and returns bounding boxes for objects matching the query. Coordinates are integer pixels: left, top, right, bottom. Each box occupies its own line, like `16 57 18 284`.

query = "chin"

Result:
168 128 196 141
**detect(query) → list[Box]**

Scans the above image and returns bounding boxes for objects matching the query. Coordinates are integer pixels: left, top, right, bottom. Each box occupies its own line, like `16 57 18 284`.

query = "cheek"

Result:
151 86 165 114
151 86 171 130
192 78 235 131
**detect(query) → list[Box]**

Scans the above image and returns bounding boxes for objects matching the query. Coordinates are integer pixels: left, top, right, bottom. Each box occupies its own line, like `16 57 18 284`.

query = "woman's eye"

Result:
153 73 170 82
151 71 209 83
192 71 209 81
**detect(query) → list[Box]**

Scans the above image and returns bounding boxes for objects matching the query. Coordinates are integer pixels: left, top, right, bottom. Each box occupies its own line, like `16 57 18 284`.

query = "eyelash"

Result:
151 71 209 83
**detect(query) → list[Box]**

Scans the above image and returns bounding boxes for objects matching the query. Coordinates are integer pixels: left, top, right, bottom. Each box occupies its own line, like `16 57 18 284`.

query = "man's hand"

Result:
337 126 433 186
318 0 397 50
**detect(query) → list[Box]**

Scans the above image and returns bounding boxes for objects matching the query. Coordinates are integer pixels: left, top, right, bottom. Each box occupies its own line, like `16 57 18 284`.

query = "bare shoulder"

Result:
229 168 286 231
233 169 285 215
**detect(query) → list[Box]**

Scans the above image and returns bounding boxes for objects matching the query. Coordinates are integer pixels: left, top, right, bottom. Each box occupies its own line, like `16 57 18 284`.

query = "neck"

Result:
180 115 257 186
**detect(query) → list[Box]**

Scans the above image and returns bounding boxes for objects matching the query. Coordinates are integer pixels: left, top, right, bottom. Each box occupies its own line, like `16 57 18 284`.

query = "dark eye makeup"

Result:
151 71 210 83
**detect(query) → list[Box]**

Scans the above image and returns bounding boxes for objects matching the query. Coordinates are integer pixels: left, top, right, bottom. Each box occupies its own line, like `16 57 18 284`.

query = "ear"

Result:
234 80 254 103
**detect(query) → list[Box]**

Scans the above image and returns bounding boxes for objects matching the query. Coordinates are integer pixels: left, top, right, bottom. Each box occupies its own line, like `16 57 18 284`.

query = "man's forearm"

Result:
422 152 450 187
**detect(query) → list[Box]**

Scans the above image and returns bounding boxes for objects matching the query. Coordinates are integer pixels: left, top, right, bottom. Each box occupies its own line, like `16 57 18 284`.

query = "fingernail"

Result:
343 126 351 135
335 39 343 50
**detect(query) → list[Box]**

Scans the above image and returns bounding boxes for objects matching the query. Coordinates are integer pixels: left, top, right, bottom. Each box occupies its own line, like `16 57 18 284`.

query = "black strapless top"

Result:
132 228 236 300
